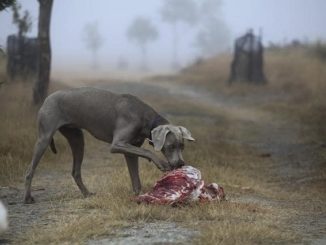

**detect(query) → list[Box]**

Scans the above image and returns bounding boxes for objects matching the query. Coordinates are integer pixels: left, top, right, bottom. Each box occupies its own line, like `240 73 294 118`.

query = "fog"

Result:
1 0 326 73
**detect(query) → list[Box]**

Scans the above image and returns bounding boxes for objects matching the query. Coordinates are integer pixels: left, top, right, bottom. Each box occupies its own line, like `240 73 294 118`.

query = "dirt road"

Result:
94 79 326 244
1 78 325 244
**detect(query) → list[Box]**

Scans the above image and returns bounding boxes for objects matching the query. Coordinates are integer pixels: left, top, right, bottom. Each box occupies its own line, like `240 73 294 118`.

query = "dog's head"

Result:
151 125 195 169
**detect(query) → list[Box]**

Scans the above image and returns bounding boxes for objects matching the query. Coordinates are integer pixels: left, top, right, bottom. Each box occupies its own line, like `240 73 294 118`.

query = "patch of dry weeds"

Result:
20 110 296 244
0 81 70 185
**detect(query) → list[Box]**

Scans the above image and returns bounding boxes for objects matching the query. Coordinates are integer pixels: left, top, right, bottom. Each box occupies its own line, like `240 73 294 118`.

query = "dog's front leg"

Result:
110 142 170 171
124 155 141 195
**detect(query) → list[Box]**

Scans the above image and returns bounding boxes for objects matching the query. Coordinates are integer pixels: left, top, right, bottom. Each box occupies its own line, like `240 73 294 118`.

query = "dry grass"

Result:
23 158 295 245
0 81 71 186
168 47 326 142
26 198 293 244
262 48 326 141
0 53 6 84
2 47 325 244
20 101 297 244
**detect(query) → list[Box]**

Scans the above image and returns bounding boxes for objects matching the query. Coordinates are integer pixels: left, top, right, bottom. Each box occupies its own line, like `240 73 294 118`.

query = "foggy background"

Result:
1 1 326 242
1 0 326 74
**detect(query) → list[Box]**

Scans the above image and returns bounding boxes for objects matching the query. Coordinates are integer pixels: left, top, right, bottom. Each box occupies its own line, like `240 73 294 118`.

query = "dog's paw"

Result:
157 160 171 172
24 195 35 204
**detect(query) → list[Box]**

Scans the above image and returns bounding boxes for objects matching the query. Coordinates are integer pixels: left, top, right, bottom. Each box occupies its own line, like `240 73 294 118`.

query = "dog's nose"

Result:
169 160 185 169
176 160 185 168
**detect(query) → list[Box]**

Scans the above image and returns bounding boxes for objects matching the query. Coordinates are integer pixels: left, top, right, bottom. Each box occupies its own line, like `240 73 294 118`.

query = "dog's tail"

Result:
50 138 57 154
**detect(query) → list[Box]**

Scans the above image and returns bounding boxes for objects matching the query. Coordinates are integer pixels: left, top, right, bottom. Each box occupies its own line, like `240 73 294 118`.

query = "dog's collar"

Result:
150 115 165 131
149 115 168 141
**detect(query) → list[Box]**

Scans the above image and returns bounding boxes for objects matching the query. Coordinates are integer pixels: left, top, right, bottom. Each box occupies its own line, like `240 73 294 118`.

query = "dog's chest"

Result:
130 135 146 146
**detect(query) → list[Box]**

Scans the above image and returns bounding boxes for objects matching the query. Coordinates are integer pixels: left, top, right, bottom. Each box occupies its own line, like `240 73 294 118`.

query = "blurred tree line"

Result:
127 0 230 69
82 21 104 70
4 0 231 103
0 0 15 11
80 0 230 70
3 0 53 105
127 17 158 71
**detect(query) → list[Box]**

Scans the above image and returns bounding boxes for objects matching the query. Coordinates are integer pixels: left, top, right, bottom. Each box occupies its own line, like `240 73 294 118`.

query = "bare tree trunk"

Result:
140 44 148 71
33 0 53 105
91 50 98 70
172 22 179 69
228 32 266 85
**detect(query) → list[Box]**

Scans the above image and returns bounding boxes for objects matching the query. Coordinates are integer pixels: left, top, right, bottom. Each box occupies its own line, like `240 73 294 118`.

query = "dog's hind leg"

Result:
59 127 91 197
24 134 52 204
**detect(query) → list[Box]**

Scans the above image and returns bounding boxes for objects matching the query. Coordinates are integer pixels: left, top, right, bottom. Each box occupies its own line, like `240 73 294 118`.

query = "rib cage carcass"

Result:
135 166 225 205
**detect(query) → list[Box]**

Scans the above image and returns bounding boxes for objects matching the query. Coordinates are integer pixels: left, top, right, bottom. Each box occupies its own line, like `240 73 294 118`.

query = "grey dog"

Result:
24 87 195 204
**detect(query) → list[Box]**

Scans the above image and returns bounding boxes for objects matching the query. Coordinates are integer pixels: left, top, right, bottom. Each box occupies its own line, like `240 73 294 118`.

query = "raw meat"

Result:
135 166 225 205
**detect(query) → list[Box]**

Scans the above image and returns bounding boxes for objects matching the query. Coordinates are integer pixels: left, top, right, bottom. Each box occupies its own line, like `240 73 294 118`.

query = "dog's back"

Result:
38 87 161 142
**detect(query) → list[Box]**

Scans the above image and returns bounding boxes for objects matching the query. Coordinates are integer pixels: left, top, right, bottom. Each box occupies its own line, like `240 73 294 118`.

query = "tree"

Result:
195 0 230 57
33 0 53 105
198 0 222 18
12 2 32 38
0 0 15 11
228 30 266 84
195 19 229 56
6 2 33 79
82 21 104 69
160 0 198 68
127 17 158 70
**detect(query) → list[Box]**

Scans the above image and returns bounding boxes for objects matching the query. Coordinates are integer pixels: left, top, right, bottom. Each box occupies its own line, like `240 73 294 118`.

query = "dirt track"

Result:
90 79 326 243
1 79 325 244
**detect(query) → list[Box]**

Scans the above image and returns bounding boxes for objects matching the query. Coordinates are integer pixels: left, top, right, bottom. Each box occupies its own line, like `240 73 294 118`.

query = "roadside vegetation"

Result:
0 56 70 185
169 43 326 142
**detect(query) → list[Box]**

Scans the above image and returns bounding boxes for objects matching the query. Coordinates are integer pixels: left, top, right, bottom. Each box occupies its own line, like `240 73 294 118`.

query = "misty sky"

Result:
1 0 325 72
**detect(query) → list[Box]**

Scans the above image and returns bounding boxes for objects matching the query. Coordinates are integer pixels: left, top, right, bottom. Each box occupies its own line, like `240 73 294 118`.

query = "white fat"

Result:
189 180 205 201
181 166 201 180
210 183 219 189
166 190 181 201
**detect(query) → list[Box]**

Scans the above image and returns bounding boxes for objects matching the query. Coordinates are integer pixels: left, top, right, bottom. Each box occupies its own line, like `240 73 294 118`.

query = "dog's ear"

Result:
178 126 195 141
151 125 170 151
